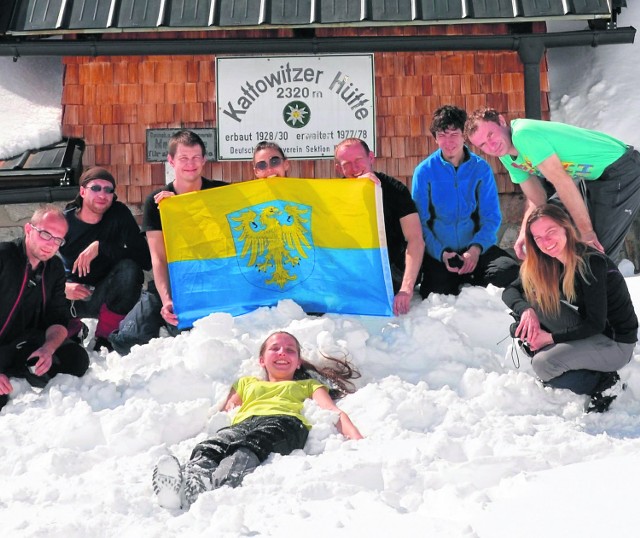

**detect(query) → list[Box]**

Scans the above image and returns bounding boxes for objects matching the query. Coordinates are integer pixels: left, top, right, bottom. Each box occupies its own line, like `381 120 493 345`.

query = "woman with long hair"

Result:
502 204 637 411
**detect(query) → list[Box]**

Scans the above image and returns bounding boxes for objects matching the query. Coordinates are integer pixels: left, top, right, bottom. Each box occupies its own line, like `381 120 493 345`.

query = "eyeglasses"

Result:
254 156 283 171
86 184 115 194
30 224 66 247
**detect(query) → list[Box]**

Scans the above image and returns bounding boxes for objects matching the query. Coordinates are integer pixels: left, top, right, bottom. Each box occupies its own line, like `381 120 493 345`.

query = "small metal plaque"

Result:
146 128 217 162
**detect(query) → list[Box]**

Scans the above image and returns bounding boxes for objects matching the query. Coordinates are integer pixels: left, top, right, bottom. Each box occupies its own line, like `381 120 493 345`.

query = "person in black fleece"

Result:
503 204 637 411
0 205 88 411
334 137 425 316
59 167 151 351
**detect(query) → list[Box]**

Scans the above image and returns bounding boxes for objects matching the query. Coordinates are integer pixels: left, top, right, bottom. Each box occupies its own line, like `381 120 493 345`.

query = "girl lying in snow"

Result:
152 331 363 509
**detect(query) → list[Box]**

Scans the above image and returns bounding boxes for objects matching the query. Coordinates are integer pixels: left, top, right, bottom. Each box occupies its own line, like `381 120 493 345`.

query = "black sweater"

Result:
502 251 638 344
60 201 151 286
0 238 69 345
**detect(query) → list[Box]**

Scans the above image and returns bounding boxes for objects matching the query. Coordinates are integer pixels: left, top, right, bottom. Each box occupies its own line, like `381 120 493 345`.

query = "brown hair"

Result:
463 107 502 139
168 130 206 158
430 105 467 138
259 331 361 399
253 141 287 162
521 204 591 317
79 166 116 187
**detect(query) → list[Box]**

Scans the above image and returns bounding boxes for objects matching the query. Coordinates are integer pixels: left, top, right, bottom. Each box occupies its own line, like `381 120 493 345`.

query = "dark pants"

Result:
0 331 89 411
71 258 145 317
191 415 309 464
543 369 620 396
419 245 520 299
186 415 309 490
585 147 640 261
108 280 180 355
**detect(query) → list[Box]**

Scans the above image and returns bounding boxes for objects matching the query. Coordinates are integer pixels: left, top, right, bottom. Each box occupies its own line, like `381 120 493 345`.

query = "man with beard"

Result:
59 167 151 351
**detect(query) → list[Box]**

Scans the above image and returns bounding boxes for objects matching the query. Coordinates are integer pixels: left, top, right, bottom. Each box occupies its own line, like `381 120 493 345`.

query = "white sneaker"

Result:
153 455 184 509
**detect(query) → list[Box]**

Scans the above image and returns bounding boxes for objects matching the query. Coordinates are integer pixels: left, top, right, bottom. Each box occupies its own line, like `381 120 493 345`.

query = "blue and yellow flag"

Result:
160 177 394 328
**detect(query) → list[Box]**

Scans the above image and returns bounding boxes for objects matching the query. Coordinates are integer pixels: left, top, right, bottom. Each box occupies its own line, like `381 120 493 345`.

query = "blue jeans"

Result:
108 280 180 355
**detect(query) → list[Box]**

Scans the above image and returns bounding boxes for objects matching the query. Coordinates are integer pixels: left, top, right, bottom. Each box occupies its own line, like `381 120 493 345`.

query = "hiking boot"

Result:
70 322 89 345
183 464 211 507
592 371 620 394
153 455 184 510
586 393 617 413
23 364 51 389
586 372 625 413
93 336 114 352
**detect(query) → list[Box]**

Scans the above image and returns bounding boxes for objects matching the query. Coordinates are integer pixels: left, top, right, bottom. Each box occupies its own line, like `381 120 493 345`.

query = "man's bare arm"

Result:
147 230 178 325
536 154 603 251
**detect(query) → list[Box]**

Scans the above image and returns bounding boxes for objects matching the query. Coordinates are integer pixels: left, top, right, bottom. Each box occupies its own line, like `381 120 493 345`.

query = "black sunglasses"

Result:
254 156 283 171
87 185 115 194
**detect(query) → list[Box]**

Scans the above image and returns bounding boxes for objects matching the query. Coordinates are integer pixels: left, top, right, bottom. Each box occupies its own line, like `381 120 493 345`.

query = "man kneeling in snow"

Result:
0 205 89 412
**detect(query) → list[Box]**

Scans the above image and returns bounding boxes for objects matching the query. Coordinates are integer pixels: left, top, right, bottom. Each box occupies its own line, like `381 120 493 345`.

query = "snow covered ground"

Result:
3 285 640 537
3 5 640 537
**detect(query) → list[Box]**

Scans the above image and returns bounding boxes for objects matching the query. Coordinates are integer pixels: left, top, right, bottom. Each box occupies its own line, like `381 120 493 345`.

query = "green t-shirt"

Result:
499 118 627 184
231 376 325 429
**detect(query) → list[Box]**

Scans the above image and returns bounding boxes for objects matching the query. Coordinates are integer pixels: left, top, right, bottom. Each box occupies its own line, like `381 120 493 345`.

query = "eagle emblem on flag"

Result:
228 201 313 290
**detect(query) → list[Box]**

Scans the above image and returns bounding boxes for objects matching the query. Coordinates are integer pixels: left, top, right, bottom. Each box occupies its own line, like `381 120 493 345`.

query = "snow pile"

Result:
2 283 640 537
548 6 640 147
0 57 63 159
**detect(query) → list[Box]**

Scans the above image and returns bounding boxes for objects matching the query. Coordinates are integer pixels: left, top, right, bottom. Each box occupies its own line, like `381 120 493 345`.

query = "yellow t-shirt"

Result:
231 376 325 429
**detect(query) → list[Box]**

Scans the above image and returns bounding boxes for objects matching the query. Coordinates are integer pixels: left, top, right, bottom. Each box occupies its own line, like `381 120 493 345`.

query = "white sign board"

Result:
216 54 375 160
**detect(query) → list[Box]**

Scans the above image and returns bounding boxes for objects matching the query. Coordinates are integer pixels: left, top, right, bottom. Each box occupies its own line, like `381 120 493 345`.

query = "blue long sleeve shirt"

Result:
411 147 502 261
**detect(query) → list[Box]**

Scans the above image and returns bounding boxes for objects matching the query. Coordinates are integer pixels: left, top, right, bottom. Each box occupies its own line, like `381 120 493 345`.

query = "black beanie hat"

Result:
68 167 118 209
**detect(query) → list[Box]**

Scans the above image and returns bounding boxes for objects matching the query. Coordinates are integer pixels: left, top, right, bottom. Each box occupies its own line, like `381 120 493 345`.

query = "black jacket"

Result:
503 250 638 344
0 238 70 345
60 201 152 285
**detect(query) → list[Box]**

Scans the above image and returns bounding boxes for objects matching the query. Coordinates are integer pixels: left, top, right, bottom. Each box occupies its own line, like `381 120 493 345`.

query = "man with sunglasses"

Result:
0 205 89 412
110 130 227 355
59 167 151 351
334 138 425 316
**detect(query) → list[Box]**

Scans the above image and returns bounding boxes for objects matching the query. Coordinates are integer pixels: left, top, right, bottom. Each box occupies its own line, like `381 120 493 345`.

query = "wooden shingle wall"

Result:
61 24 550 206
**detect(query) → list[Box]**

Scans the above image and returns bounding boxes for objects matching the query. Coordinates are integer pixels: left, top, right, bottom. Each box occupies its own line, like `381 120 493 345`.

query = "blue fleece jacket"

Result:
411 147 501 261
